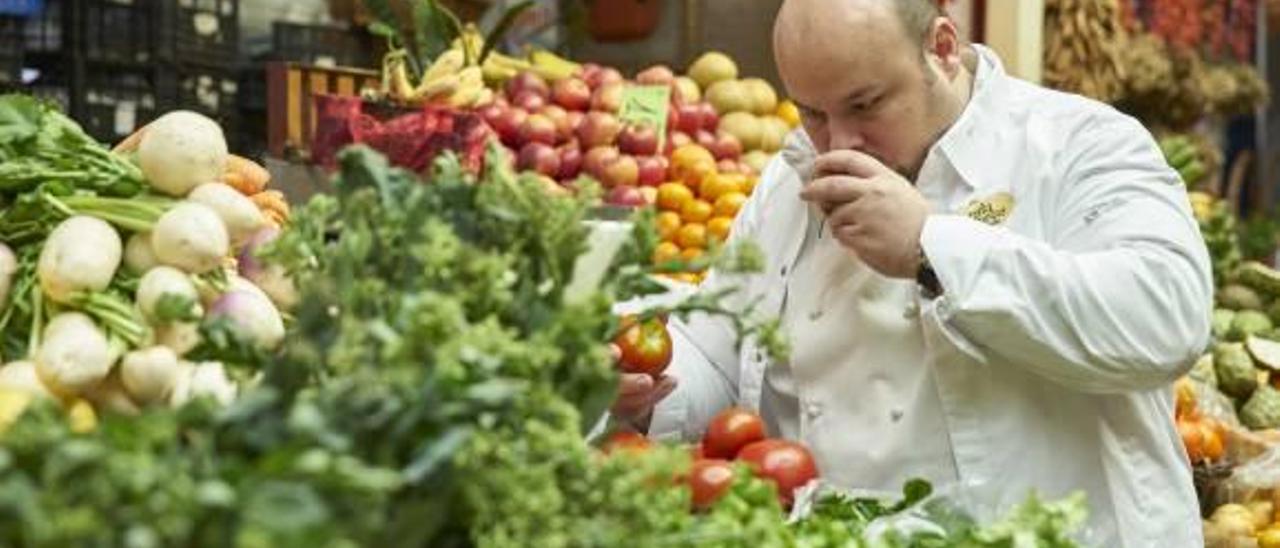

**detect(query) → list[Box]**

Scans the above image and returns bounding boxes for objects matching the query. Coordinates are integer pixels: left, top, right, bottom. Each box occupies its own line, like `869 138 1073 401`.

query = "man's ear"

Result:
926 17 963 79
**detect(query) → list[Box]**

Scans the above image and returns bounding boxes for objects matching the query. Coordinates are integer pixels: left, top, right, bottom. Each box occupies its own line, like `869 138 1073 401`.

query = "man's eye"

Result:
852 96 881 112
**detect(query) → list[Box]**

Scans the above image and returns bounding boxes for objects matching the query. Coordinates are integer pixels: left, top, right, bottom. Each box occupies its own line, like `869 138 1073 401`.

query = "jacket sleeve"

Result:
920 114 1213 394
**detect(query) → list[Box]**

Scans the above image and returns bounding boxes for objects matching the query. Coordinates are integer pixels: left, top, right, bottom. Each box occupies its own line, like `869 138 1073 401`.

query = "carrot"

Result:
222 155 271 196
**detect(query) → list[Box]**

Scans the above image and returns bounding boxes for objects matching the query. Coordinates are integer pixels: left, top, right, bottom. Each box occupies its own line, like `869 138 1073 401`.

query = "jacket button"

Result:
808 310 823 321
806 402 823 418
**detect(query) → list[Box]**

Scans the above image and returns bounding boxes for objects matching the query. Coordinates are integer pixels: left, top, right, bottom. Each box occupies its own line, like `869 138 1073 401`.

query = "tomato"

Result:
613 317 673 378
736 439 819 507
689 459 736 511
602 431 652 454
701 407 766 460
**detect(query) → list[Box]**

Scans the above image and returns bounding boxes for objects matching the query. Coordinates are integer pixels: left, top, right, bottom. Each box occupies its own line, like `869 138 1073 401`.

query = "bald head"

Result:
772 0 969 179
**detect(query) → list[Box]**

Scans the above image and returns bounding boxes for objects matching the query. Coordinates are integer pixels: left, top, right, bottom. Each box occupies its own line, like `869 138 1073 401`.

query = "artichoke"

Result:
1218 284 1264 311
1213 309 1237 340
1241 385 1280 430
1215 342 1259 400
1228 310 1273 342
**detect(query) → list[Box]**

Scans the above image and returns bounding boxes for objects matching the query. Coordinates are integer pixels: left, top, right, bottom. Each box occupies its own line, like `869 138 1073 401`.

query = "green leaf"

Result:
0 94 41 146
413 0 464 71
153 293 202 324
479 1 537 64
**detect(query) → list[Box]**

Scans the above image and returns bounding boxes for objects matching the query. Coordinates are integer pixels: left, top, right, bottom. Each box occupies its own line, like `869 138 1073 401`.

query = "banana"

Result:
528 48 581 80
1168 144 1198 170
388 56 415 101
474 87 495 107
482 56 519 84
420 49 466 88
446 82 485 109
1179 160 1208 187
416 72 461 102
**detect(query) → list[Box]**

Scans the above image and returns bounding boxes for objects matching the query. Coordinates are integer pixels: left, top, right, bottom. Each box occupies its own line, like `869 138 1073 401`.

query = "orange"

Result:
656 182 694 212
653 241 681 264
674 158 717 189
670 144 716 173
776 99 801 128
707 216 733 242
681 199 714 224
676 223 708 249
672 272 701 285
698 173 745 202
681 247 705 262
656 211 682 241
713 192 748 218
742 175 759 195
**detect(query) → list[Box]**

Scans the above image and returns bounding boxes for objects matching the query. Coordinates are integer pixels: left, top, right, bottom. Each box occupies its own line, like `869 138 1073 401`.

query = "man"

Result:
612 0 1212 545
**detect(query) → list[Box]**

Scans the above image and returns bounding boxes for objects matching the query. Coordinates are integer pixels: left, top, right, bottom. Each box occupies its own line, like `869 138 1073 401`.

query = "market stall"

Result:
0 0 1278 545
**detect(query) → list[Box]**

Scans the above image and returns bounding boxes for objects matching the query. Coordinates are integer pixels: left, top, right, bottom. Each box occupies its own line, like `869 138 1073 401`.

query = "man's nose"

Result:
827 122 866 151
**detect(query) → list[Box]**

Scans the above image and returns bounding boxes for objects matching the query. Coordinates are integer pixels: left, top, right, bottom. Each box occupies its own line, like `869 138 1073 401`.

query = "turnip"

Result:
119 346 181 404
35 312 118 394
0 361 55 400
151 202 230 274
238 227 299 310
156 322 201 356
189 361 236 406
169 361 235 407
209 290 285 350
124 232 159 274
85 372 141 416
38 216 123 304
137 111 228 197
188 183 267 247
0 242 16 307
136 266 201 323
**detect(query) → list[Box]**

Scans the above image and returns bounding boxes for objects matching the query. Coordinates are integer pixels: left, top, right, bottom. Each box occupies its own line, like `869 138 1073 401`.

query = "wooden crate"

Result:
265 62 380 160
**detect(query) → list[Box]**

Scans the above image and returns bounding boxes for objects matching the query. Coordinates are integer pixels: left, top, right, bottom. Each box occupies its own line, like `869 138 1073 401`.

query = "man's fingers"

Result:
617 373 654 396
800 175 872 205
813 149 884 179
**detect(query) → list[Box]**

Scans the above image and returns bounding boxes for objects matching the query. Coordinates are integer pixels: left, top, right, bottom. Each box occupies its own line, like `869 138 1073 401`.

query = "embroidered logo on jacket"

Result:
965 192 1015 225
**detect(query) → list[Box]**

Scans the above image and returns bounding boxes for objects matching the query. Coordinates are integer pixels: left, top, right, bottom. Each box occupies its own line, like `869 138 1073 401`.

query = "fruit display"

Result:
0 95 295 433
1044 0 1129 103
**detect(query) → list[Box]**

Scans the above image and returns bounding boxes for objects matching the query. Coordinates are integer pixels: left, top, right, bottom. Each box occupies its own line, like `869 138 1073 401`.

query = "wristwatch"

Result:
916 247 942 298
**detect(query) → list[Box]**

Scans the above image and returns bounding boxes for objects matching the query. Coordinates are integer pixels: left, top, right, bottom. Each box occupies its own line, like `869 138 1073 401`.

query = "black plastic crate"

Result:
79 0 156 64
19 0 60 53
0 16 22 86
270 22 375 68
169 64 240 147
76 66 161 143
162 0 237 67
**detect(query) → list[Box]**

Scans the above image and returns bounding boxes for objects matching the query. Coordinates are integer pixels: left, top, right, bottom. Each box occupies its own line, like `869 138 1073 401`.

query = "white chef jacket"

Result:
650 45 1212 547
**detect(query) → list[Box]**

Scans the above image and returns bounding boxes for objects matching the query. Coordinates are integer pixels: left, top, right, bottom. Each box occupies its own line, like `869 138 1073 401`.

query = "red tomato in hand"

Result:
701 407 766 459
736 439 819 507
613 316 673 378
602 431 652 454
689 459 736 511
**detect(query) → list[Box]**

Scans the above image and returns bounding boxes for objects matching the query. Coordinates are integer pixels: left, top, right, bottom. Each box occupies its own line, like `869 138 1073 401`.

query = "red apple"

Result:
552 78 592 111
717 159 742 174
665 131 693 156
577 111 623 148
512 90 547 112
566 111 586 136
478 103 506 132
698 102 720 131
674 103 703 134
558 143 583 180
592 82 626 113
540 105 571 141
618 123 660 156
636 65 675 86
585 66 624 90
695 129 717 151
507 71 550 100
584 146 621 180
495 107 529 147
710 132 743 160
518 142 561 178
580 63 603 87
519 114 558 146
636 155 667 186
601 154 639 188
606 185 647 208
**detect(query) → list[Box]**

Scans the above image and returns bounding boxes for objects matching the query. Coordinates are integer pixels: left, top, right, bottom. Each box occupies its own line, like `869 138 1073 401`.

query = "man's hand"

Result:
610 345 677 432
799 150 931 278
